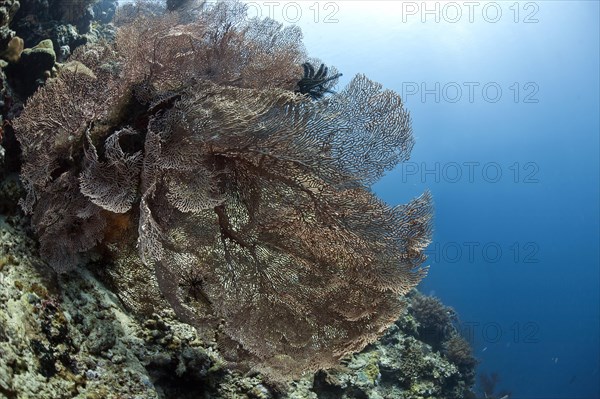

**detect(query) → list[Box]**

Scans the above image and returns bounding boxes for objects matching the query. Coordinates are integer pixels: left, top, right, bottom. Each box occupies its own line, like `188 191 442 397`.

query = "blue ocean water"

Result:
263 1 599 397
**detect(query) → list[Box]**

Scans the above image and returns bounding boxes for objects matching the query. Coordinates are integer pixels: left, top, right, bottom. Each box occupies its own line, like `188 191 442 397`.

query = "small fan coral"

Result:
13 1 433 379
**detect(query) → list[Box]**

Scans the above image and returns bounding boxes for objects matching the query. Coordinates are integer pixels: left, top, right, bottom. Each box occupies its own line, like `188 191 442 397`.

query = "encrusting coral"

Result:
13 0 433 380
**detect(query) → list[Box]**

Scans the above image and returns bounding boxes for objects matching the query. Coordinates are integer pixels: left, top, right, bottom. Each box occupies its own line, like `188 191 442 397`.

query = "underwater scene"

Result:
0 0 598 398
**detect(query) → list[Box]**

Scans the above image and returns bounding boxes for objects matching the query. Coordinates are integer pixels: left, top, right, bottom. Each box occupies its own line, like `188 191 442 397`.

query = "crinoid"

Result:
296 62 342 100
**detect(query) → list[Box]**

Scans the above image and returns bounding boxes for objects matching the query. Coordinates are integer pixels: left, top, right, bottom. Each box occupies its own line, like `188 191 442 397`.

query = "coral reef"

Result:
0 215 475 398
13 0 433 379
6 38 56 97
0 0 19 51
11 0 117 49
0 217 219 398
0 0 116 105
0 0 478 397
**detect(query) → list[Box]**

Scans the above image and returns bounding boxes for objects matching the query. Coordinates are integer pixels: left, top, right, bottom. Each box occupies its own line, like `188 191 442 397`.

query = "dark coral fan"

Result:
409 293 457 350
444 334 478 386
13 1 432 379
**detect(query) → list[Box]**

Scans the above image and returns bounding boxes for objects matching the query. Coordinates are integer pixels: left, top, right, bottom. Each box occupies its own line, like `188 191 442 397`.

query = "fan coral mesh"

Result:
13 1 433 379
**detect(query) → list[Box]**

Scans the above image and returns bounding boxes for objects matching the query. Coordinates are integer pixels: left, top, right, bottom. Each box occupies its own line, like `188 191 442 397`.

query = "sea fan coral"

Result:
14 1 432 379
